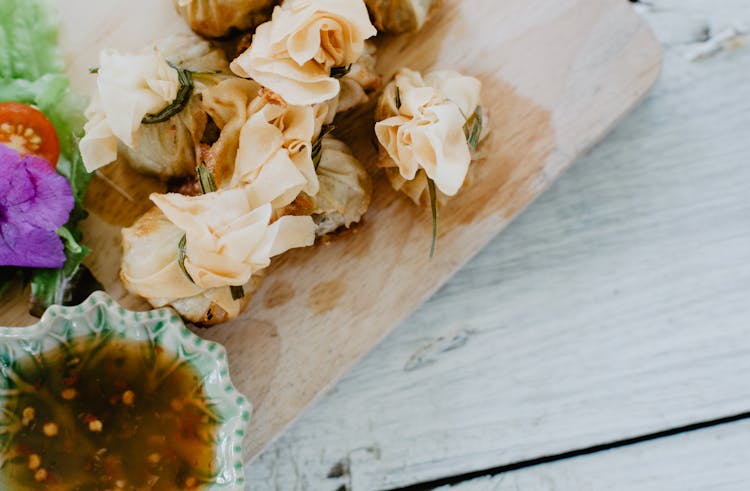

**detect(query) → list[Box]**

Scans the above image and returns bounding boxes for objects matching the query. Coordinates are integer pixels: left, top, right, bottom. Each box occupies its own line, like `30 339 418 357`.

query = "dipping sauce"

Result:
0 337 217 490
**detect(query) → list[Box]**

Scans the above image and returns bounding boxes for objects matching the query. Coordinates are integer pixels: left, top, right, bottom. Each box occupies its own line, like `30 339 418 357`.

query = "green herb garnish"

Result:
176 165 216 283
57 226 83 254
395 86 402 110
312 125 335 170
463 106 483 149
177 165 246 301
428 178 438 259
196 164 217 194
142 62 193 124
176 234 194 284
88 67 99 74
330 64 352 79
230 285 245 301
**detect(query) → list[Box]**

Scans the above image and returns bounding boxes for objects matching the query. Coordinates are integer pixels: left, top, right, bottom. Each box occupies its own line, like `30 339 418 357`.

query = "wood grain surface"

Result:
439 420 750 491
245 1 750 489
0 0 661 462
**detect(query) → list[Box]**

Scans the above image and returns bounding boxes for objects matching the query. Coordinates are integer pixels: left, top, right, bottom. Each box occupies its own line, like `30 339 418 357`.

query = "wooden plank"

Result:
0 0 660 463
245 1 750 489
438 420 750 491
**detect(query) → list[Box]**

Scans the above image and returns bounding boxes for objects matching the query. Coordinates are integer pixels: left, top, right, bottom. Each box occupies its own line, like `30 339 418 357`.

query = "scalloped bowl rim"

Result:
0 291 251 490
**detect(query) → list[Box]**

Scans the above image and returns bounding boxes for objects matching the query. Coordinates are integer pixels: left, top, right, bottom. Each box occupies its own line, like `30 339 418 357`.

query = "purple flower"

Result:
0 144 74 268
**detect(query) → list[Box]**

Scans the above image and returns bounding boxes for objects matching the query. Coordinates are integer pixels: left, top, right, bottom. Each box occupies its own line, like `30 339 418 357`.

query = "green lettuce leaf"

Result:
0 0 97 315
0 0 62 80
25 104 94 315
29 229 101 318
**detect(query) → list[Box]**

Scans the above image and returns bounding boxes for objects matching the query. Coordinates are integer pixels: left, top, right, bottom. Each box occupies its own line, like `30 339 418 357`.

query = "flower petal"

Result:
0 144 73 269
18 154 74 230
0 221 66 268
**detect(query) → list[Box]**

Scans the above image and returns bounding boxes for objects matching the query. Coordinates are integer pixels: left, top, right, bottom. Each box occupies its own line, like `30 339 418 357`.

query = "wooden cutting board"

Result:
1 0 661 460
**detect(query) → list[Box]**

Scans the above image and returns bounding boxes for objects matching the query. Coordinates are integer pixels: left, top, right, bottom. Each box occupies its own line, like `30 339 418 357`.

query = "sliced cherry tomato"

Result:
0 102 60 167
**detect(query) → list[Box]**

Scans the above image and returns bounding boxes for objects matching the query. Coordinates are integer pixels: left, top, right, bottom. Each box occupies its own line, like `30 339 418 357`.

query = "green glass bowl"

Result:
0 291 251 490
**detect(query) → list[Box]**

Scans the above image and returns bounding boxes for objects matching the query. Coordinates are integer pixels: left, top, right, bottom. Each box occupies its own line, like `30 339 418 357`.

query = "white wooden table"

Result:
247 1 750 489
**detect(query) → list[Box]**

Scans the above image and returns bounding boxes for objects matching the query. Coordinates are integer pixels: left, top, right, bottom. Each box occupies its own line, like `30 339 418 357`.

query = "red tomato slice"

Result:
0 102 60 167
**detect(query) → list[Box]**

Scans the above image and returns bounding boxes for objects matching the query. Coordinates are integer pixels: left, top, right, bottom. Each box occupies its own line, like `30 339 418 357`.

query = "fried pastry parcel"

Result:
174 0 276 38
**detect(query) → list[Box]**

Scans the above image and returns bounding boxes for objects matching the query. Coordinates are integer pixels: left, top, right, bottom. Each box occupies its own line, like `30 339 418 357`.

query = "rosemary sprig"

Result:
312 125 335 170
142 62 194 124
196 164 217 193
428 178 438 259
330 64 352 79
177 234 194 284
178 165 246 301
463 106 483 150
230 285 245 301
176 165 217 285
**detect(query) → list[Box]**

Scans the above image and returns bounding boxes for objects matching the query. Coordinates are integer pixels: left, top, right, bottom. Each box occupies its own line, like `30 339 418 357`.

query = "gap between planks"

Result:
434 418 750 491
382 411 750 491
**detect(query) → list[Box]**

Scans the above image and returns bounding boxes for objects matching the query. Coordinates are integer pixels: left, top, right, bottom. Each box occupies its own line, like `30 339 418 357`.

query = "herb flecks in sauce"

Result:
0 338 217 490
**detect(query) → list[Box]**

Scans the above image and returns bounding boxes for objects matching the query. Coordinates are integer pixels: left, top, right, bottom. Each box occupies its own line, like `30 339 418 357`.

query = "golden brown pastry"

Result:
174 0 276 38
121 208 264 325
375 67 486 205
365 0 437 33
230 0 377 105
81 34 229 178
229 89 319 208
150 187 315 289
282 136 372 235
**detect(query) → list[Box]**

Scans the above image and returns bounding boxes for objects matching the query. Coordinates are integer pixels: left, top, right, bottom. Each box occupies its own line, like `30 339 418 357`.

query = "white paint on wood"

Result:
246 1 750 489
438 421 750 491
